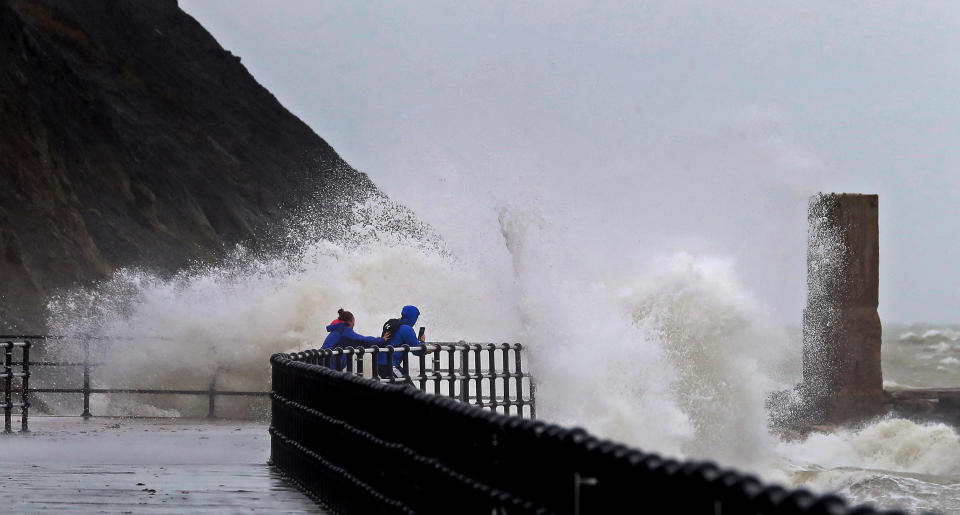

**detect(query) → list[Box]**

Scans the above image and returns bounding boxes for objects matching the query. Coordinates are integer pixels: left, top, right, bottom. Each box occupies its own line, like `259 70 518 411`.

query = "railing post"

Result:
473 344 483 407
401 345 410 383
81 339 91 418
530 380 537 420
501 344 512 415
459 344 469 403
487 344 498 413
443 345 453 397
4 342 11 433
432 346 441 395
371 348 380 380
21 341 30 432
418 345 428 391
514 343 525 417
208 376 216 419
385 346 395 383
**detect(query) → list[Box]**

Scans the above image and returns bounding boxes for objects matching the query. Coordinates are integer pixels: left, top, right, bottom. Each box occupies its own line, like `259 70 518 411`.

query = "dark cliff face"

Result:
0 0 379 331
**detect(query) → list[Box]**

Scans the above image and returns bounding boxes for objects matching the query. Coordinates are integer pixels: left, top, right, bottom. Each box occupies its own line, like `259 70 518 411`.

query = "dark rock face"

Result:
0 0 379 331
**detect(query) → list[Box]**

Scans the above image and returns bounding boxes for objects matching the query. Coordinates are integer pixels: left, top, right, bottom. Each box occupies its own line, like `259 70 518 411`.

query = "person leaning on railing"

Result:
378 305 427 383
321 308 388 370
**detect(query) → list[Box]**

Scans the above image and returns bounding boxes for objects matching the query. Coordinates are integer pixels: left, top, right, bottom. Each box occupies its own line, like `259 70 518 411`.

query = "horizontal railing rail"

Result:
270 354 901 515
0 335 266 419
286 342 536 418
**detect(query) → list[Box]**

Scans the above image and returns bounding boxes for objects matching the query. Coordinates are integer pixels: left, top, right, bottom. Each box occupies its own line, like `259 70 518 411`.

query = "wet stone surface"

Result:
0 417 321 513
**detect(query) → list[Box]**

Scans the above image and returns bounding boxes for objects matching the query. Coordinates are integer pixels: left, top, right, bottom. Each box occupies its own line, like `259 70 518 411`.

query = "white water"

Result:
46 189 960 511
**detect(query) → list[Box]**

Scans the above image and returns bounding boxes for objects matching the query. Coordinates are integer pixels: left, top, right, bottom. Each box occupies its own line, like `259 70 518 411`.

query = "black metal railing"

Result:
288 342 536 418
0 335 268 419
270 354 907 515
1 335 534 421
0 339 30 433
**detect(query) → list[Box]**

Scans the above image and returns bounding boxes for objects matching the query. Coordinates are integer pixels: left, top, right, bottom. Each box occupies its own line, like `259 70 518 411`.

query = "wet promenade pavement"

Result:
0 417 321 513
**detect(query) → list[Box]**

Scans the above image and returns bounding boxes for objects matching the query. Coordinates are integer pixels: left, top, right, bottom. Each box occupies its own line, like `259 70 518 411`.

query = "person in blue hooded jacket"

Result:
377 305 426 382
322 309 387 370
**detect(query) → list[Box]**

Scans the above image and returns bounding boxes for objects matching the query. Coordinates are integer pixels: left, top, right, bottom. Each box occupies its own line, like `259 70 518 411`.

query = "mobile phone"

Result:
418 327 426 341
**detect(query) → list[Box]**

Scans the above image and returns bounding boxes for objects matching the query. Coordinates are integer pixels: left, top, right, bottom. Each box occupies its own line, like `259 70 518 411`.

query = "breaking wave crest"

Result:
777 419 960 512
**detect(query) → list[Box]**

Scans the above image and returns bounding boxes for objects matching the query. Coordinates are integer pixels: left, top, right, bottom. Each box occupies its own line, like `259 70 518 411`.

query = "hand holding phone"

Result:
418 327 426 342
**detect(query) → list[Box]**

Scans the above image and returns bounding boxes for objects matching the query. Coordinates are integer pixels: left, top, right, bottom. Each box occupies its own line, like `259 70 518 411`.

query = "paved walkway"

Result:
0 417 321 514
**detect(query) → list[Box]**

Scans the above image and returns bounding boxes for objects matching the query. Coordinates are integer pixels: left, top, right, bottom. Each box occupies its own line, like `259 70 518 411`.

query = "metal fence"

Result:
270 354 909 515
289 342 535 418
0 336 534 423
0 335 268 420
0 340 31 433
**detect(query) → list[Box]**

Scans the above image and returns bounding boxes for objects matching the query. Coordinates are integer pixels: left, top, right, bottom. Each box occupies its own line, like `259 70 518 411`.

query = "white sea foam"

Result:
780 419 960 477
930 341 950 353
899 331 918 341
900 328 960 344
775 419 960 511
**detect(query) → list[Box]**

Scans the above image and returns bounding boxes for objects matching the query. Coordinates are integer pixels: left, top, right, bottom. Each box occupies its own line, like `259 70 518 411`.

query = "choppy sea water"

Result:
777 324 960 514
884 324 960 390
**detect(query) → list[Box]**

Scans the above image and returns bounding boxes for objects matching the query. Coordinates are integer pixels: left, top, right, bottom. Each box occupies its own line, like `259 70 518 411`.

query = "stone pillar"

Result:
802 193 883 424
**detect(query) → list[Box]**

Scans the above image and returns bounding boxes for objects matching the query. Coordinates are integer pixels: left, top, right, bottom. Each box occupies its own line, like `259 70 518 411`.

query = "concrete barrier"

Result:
802 193 884 424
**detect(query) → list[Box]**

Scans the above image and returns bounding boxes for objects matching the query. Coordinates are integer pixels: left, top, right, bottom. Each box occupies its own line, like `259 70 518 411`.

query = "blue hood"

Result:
326 320 349 333
399 305 420 326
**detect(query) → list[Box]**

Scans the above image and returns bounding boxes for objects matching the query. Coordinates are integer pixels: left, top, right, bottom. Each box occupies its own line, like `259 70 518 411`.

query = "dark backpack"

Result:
382 318 401 339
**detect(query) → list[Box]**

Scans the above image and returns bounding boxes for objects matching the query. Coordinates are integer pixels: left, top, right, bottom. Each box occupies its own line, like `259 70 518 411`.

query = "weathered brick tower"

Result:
802 193 883 424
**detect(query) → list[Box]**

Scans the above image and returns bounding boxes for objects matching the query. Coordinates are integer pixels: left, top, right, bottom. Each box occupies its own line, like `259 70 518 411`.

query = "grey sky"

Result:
180 1 960 324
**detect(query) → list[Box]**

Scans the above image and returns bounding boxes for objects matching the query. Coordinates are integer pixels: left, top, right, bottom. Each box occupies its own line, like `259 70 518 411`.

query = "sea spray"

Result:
42 198 814 448
496 207 800 467
42 192 960 512
619 253 799 468
46 200 518 416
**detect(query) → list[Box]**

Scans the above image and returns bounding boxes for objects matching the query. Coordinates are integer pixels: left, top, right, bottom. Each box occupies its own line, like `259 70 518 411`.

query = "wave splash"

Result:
46 196 960 512
777 419 960 512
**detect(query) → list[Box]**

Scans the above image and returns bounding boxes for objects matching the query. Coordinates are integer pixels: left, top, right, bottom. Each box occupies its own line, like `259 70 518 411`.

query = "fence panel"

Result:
308 342 536 419
0 339 31 433
0 335 268 419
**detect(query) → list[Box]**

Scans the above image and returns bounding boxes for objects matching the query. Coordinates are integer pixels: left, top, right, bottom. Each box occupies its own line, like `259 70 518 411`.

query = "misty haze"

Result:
2 1 959 513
